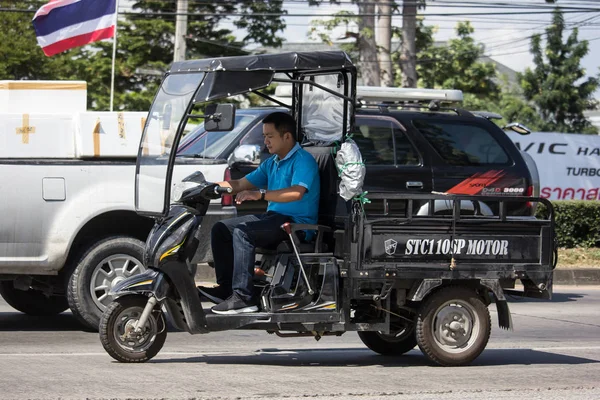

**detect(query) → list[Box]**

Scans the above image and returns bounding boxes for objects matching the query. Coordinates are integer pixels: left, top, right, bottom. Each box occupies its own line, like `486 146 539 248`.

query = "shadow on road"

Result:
0 311 85 332
0 311 183 332
148 347 599 367
506 292 584 303
472 348 599 366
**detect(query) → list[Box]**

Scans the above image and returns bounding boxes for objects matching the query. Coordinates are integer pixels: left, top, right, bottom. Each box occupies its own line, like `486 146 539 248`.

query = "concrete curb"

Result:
195 264 600 286
553 268 600 285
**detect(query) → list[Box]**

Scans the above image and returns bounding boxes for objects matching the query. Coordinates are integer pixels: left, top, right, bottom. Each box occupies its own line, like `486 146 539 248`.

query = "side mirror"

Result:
227 144 261 167
502 122 531 135
204 103 236 131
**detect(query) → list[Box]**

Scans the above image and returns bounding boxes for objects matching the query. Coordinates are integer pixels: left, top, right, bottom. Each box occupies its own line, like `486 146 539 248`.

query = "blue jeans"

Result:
211 212 291 301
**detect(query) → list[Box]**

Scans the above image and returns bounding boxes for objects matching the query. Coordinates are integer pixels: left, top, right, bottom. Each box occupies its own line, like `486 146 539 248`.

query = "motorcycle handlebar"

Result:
214 186 233 195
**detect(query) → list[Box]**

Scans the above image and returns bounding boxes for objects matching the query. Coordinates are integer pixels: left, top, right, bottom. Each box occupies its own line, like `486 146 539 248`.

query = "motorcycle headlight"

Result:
172 181 199 202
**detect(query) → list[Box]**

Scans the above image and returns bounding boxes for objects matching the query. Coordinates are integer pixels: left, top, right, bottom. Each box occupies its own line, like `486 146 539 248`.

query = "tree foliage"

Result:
417 21 499 98
536 201 600 248
520 8 599 134
308 10 381 85
411 21 544 131
462 87 545 132
0 1 80 80
308 3 600 135
391 17 434 88
4 1 599 135
1 0 286 111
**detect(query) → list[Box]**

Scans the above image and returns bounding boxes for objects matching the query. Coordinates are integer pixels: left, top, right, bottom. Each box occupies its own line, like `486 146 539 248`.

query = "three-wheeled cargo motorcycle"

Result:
99 51 556 366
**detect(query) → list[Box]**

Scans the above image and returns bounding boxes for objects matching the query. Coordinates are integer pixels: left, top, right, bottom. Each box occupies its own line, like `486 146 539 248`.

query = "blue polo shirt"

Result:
246 143 320 227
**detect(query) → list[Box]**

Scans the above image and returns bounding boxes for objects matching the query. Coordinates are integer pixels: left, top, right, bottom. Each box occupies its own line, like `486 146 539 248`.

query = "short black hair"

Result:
262 112 296 141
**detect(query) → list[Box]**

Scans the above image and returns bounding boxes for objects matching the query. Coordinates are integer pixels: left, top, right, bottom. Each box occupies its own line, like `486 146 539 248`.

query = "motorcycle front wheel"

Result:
99 295 167 363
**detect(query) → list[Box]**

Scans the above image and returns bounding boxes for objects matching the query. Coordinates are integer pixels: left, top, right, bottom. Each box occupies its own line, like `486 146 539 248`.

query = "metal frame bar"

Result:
253 90 292 108
272 78 355 103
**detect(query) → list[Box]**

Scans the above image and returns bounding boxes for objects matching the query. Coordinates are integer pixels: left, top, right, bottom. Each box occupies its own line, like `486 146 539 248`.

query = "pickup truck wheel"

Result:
416 287 491 366
0 281 69 316
358 310 417 355
67 237 145 330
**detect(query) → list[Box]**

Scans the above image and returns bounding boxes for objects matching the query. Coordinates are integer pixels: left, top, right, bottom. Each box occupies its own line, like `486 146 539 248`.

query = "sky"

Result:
217 1 600 88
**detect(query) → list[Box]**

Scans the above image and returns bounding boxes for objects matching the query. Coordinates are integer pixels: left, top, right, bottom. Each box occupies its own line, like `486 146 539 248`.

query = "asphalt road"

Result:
0 286 599 400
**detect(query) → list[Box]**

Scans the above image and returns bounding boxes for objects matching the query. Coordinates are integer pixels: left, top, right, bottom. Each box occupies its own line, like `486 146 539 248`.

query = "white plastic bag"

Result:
335 138 366 201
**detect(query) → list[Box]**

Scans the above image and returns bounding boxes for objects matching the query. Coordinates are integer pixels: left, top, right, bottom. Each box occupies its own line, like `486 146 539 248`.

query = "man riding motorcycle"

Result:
199 112 320 314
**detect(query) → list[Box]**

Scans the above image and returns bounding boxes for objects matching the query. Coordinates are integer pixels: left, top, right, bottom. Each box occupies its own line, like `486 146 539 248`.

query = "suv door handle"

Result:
406 181 424 189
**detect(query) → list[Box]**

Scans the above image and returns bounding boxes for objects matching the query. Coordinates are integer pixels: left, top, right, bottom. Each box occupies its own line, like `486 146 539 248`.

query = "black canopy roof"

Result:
168 51 355 74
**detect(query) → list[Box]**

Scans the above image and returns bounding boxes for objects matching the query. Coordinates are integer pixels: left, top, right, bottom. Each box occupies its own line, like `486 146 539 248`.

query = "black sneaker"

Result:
198 285 232 304
211 292 258 314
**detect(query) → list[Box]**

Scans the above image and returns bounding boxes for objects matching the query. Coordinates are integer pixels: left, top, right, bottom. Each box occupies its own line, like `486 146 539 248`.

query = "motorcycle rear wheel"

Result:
99 295 167 363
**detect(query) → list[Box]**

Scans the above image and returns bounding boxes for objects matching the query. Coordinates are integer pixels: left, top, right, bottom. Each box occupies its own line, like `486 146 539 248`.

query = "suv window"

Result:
178 115 255 158
353 116 419 166
413 119 509 166
239 120 265 146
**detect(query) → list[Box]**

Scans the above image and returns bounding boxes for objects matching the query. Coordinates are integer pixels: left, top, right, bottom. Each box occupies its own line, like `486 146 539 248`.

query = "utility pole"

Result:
400 0 418 88
174 0 188 62
357 0 380 86
376 0 393 87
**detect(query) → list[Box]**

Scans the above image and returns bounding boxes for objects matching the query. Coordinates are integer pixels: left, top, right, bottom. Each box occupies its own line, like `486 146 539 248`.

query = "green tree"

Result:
308 14 372 85
401 0 555 87
392 16 434 88
78 0 287 111
417 21 499 98
462 84 545 132
520 8 599 134
406 19 543 131
308 7 381 86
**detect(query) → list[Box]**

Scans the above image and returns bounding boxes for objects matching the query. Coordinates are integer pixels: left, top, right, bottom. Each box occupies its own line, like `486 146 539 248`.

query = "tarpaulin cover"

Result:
301 74 349 145
335 138 366 201
169 51 355 74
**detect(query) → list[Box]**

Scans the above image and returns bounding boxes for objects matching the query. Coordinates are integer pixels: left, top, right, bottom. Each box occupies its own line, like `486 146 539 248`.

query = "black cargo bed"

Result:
352 193 555 288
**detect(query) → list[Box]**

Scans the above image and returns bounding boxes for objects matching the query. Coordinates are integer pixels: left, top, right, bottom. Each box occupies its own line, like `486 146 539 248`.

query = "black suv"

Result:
224 107 535 218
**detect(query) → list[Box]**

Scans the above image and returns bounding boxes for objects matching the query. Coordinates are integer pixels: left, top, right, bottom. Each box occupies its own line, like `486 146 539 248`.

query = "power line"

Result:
119 9 600 18
5 7 600 17
477 12 600 51
6 1 600 56
127 0 600 8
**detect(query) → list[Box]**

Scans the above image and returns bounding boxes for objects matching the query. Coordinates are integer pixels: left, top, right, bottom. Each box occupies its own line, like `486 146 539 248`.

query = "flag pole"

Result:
109 0 119 112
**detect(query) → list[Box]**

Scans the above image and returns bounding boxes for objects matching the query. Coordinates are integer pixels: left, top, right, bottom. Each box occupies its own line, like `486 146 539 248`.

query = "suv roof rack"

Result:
370 102 475 118
471 111 503 120
273 84 463 103
356 86 463 103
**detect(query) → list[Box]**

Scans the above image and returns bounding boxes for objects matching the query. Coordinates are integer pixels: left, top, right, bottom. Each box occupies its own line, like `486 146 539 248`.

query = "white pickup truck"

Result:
0 81 270 329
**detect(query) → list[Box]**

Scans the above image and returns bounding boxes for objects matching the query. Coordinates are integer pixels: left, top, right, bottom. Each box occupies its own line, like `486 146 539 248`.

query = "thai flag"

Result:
32 0 117 57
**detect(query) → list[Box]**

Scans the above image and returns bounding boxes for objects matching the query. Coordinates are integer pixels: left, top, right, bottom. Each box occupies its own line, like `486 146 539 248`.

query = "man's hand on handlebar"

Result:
214 185 232 195
215 177 254 195
235 190 261 204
